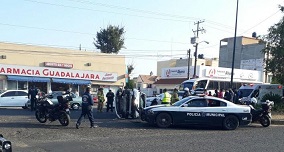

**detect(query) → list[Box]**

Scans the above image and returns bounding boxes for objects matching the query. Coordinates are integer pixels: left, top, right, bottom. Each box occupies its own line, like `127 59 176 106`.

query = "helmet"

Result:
251 97 257 104
184 88 189 91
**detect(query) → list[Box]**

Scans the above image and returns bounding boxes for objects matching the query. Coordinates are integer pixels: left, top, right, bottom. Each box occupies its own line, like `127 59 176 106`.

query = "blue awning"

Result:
52 78 91 85
7 76 51 82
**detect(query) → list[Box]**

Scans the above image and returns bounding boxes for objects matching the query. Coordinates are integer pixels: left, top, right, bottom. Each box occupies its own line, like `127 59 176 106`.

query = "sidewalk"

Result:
272 113 284 125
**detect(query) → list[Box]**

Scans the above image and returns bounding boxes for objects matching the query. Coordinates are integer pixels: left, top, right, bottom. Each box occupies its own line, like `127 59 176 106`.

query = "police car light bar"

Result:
0 134 12 152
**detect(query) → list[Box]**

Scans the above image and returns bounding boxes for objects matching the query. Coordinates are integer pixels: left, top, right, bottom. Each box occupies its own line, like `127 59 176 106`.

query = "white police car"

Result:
141 95 252 130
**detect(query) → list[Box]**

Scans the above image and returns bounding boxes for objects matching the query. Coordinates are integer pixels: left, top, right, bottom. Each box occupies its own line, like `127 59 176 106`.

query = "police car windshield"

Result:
172 96 194 106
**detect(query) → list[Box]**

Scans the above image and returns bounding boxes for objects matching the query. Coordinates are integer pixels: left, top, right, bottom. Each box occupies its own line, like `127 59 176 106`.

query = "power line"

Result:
241 10 281 35
0 22 189 45
23 0 238 29
23 0 194 23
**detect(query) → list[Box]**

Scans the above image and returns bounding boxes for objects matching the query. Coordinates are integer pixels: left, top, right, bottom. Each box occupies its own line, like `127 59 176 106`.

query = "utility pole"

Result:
187 49 191 79
230 0 239 89
192 20 205 78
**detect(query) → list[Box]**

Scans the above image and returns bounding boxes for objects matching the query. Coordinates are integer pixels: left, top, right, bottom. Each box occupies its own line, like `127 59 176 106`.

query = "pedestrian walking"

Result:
213 89 218 97
218 89 224 98
76 86 97 129
28 85 38 111
208 91 212 96
97 88 105 112
106 89 115 112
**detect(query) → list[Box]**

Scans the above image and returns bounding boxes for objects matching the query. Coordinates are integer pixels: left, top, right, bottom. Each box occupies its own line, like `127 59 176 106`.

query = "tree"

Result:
126 63 135 89
262 6 284 85
94 25 125 54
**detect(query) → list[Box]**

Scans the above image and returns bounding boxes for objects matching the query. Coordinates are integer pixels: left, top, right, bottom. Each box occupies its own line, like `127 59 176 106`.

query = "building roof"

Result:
154 78 188 85
139 75 159 84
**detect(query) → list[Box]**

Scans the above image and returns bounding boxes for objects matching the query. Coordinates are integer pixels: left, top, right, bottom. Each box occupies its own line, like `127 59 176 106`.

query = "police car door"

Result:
205 99 227 125
180 99 208 124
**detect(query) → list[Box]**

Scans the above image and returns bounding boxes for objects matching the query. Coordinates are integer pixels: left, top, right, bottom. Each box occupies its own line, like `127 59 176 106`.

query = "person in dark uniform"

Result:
28 85 38 111
106 89 115 112
76 86 97 129
115 87 123 114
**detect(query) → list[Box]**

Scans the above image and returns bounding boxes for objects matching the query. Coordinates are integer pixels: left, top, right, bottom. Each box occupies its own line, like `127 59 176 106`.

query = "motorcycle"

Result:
248 97 274 127
35 91 72 126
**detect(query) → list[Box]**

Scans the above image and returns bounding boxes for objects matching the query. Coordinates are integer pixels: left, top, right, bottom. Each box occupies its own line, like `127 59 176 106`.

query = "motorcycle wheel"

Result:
35 110 47 123
260 115 271 127
58 112 70 126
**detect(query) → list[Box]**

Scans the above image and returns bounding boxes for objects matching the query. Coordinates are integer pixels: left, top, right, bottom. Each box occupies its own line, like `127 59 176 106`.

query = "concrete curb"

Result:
271 120 284 125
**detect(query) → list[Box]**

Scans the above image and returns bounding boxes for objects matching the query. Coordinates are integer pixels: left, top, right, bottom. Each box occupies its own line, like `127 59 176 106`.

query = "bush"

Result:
261 93 284 112
261 93 282 104
272 103 284 112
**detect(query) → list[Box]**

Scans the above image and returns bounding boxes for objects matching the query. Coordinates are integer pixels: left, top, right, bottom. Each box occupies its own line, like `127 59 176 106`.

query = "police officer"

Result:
115 87 123 114
76 86 97 129
161 88 171 105
106 89 115 112
97 88 105 112
28 85 38 111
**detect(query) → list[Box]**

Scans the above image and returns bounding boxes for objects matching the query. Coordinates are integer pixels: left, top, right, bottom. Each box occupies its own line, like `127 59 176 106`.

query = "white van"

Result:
238 84 282 103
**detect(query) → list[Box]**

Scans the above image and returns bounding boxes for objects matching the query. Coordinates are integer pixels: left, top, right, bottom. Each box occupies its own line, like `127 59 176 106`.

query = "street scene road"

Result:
1 107 284 152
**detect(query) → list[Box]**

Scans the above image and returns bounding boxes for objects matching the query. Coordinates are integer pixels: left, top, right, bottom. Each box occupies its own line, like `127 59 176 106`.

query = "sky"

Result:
1 0 284 77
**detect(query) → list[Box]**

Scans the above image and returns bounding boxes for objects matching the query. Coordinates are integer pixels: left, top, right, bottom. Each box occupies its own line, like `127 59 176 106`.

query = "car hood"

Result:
143 104 168 110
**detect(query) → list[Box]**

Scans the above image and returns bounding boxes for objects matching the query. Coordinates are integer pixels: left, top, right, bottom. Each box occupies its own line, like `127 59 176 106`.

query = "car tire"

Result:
71 103 80 110
223 115 239 130
260 115 271 127
156 112 172 128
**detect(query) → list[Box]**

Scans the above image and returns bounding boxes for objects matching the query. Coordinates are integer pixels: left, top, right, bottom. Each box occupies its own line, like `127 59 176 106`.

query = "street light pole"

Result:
193 41 209 78
187 49 191 79
230 0 239 89
193 43 198 78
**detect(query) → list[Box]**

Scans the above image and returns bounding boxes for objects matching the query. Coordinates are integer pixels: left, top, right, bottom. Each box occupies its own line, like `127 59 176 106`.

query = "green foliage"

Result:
94 25 125 54
126 80 135 89
261 93 282 104
262 6 284 85
127 64 134 75
272 103 284 112
261 92 284 112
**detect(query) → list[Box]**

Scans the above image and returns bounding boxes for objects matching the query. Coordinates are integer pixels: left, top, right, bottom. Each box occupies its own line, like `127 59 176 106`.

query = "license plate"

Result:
66 109 70 112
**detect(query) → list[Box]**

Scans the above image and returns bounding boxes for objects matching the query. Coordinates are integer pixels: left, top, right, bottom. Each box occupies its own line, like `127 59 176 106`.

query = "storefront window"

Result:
51 83 69 92
7 80 17 90
18 81 28 90
28 82 48 93
0 80 4 92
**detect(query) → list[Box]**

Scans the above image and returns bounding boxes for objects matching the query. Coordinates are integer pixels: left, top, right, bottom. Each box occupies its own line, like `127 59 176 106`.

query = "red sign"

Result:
0 64 117 82
44 62 73 69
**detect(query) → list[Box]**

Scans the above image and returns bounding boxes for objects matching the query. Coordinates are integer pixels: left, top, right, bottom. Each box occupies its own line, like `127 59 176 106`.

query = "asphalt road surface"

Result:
1 107 284 152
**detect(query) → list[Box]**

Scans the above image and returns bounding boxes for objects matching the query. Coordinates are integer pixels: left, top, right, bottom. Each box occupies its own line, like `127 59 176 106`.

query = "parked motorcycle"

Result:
35 91 72 126
248 97 274 127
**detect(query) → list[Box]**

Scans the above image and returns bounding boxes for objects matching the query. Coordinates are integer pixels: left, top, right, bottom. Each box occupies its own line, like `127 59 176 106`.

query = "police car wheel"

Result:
156 113 172 128
260 115 271 127
223 115 239 130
